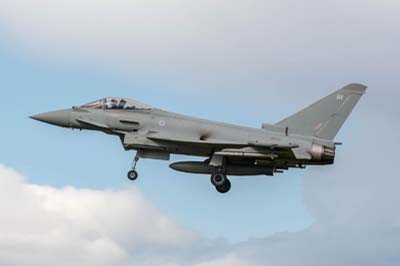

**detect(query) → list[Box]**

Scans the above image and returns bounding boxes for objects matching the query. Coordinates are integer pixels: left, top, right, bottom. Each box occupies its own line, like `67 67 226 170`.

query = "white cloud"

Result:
228 112 400 266
2 108 400 266
0 165 198 266
1 1 400 265
0 0 399 94
194 254 255 266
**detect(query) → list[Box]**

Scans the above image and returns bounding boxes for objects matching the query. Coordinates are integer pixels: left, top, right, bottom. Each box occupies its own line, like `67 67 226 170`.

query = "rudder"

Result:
276 83 367 140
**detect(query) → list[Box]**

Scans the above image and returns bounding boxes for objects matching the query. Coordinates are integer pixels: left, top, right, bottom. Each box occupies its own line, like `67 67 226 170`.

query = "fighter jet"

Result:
31 84 367 193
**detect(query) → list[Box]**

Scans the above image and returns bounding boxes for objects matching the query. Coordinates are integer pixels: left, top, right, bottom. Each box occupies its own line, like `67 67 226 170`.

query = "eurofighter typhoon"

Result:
31 84 367 193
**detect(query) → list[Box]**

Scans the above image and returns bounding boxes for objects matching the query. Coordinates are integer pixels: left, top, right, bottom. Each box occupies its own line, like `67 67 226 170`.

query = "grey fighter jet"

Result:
31 84 367 193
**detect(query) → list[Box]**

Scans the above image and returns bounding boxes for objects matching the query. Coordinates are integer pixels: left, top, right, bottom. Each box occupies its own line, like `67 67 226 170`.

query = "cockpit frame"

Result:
81 98 153 111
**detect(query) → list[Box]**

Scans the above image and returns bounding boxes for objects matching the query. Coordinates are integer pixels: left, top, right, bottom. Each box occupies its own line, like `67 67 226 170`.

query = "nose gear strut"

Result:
127 154 140 181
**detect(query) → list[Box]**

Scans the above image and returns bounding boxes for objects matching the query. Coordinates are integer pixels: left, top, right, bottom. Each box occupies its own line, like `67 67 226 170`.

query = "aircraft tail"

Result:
276 83 367 140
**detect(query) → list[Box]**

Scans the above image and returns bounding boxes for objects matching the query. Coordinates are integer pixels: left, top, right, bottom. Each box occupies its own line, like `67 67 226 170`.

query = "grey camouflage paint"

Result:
31 83 367 191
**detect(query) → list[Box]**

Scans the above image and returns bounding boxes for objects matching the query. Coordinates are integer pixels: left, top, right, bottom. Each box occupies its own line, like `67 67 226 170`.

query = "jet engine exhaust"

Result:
310 144 335 164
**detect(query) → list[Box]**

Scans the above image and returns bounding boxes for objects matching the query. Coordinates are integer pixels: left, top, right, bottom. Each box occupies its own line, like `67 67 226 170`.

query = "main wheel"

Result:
211 172 227 187
216 179 231 193
127 170 139 181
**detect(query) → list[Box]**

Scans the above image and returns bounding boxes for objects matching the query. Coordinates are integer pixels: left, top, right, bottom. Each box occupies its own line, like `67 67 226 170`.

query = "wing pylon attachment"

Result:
248 141 299 149
214 148 279 160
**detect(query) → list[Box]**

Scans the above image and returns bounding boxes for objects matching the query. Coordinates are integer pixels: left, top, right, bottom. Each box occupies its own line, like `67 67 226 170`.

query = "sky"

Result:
0 0 399 265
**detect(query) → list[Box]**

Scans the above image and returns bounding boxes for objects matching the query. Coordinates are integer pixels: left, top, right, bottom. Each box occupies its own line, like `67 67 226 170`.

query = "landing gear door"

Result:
121 132 159 150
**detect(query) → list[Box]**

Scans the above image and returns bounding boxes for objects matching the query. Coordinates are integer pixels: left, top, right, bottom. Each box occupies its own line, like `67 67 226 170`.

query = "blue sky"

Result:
0 37 314 242
1 1 399 265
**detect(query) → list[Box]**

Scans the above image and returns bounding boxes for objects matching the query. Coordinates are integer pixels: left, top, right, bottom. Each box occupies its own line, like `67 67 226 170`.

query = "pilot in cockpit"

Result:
118 99 127 109
81 98 146 110
105 99 118 109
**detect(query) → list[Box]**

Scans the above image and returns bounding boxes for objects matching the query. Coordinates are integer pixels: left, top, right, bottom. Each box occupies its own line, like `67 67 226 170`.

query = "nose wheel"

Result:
127 170 138 181
127 154 140 181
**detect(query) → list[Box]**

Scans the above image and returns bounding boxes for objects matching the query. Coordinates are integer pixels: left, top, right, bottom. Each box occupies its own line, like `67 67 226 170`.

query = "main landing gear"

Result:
208 154 231 193
211 172 231 193
127 154 140 181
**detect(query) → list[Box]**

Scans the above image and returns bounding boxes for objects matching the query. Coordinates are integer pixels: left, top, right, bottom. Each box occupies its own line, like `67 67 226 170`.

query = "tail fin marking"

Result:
275 83 367 140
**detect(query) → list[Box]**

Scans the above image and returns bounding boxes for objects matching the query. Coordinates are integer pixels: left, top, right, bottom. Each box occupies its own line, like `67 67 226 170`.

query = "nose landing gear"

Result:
127 154 140 181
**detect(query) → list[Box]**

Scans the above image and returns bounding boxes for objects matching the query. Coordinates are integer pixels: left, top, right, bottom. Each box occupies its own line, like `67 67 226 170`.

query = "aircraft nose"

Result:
30 109 72 128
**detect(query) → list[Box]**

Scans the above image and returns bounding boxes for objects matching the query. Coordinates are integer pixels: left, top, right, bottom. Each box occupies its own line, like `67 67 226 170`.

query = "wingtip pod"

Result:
344 83 368 94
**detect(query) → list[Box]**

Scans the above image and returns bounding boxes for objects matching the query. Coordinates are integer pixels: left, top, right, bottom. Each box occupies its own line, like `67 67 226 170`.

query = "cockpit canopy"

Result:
81 98 153 110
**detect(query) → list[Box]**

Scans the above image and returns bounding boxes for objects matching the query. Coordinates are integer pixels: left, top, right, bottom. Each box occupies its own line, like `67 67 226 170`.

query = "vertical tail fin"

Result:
276 83 367 140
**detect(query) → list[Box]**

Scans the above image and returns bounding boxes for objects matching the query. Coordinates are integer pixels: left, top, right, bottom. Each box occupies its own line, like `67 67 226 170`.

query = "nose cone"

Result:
30 109 72 128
